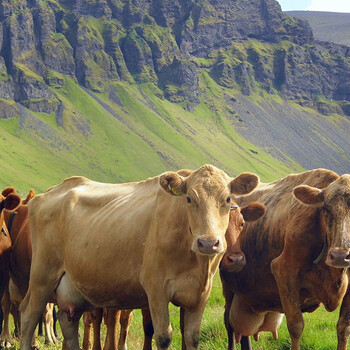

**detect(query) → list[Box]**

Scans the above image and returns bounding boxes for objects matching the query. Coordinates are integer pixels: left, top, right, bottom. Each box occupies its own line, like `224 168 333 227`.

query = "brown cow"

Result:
2 188 57 346
220 168 350 350
0 188 21 340
19 165 260 350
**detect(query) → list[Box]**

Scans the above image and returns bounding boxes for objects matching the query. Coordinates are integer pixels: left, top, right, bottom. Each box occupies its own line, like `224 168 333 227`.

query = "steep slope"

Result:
286 11 350 46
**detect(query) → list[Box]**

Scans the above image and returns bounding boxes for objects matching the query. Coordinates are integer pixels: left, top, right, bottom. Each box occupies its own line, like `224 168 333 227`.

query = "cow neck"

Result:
313 237 328 264
7 211 17 235
313 210 328 265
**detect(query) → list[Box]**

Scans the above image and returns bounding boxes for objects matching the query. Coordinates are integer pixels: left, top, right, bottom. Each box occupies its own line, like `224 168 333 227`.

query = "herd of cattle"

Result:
0 164 350 350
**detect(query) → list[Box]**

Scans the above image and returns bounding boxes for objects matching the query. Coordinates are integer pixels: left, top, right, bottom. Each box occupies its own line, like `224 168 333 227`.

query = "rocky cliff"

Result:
3 0 348 116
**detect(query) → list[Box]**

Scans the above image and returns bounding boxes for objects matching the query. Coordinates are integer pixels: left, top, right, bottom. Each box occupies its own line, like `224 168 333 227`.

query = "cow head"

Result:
159 165 260 256
1 188 21 213
0 188 22 234
220 202 266 272
294 174 350 268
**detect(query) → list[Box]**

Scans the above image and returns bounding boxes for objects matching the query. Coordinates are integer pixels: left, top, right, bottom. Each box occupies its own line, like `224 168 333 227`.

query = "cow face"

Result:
159 165 260 256
294 175 350 268
220 202 266 272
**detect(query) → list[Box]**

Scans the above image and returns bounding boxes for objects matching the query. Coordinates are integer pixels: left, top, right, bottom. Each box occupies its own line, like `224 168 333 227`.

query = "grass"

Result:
6 273 341 350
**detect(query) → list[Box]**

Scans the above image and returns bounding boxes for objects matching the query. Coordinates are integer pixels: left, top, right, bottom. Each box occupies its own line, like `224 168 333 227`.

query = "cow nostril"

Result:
329 253 335 261
197 240 204 248
214 240 220 248
346 253 350 260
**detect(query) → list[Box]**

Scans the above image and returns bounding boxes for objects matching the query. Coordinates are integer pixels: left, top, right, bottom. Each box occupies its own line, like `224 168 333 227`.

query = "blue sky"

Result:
277 0 350 13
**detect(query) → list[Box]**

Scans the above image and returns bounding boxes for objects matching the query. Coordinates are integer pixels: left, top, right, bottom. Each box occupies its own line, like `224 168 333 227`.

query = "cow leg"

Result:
222 287 235 350
103 309 118 350
57 309 81 350
20 287 52 350
44 303 58 344
0 286 12 348
337 289 350 350
148 298 172 350
12 303 20 340
117 310 133 350
82 312 93 350
141 308 154 350
181 306 205 350
271 258 303 350
180 307 185 350
91 308 103 350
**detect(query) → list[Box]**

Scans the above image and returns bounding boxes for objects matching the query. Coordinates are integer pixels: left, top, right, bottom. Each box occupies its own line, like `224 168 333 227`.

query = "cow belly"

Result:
56 273 148 312
62 231 148 309
229 295 283 340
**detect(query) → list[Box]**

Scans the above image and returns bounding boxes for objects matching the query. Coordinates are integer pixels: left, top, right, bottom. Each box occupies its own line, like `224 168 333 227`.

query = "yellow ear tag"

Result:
171 187 182 196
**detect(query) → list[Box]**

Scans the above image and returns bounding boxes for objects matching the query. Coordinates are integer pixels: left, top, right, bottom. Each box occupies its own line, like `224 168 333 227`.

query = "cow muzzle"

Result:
220 252 246 273
195 237 223 256
326 248 350 268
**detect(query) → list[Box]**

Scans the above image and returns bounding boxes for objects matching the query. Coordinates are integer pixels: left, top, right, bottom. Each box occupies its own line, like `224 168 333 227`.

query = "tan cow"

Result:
20 165 260 350
220 168 350 350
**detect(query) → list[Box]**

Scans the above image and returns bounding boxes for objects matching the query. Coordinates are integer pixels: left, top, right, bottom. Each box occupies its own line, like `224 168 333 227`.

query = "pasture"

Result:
7 273 339 350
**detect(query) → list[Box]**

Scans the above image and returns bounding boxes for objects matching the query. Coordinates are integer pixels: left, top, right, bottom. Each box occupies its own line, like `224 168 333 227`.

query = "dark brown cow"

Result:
0 188 21 297
0 187 21 341
2 188 57 346
220 168 350 350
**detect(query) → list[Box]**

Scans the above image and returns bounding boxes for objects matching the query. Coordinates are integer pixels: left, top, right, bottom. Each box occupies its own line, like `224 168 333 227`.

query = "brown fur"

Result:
3 189 57 346
220 168 350 350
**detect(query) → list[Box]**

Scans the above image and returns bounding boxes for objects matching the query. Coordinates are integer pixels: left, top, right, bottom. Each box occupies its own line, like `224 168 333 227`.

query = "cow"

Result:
2 188 57 346
0 188 21 343
19 164 260 350
220 168 350 350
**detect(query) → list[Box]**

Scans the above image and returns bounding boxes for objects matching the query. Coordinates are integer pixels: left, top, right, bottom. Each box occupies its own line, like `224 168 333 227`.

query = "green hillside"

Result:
0 74 299 194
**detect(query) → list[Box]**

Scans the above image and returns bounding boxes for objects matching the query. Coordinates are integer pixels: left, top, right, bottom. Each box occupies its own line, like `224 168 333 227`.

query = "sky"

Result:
277 0 350 13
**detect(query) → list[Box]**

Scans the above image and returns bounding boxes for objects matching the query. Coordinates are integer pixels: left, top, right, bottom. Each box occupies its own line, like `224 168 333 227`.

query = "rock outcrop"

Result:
0 0 349 113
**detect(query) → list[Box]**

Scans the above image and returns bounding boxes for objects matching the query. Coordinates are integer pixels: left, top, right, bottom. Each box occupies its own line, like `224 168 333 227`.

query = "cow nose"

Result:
196 238 220 255
221 253 246 272
326 248 350 268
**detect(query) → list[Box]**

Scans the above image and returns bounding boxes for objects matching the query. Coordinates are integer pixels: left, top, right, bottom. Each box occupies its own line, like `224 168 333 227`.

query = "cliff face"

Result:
1 0 350 117
0 0 325 114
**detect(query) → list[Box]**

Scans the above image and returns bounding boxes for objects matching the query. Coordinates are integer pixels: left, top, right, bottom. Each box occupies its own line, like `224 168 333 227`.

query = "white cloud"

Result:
307 0 350 13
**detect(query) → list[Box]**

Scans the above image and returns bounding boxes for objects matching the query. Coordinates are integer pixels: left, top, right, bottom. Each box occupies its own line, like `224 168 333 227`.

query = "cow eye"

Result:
226 197 231 204
186 197 191 204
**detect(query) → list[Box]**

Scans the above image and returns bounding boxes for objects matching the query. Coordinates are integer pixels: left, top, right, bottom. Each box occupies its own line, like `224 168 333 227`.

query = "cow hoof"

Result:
31 344 40 350
118 346 127 350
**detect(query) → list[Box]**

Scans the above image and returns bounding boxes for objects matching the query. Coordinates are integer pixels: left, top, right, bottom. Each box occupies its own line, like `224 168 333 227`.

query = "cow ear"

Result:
177 169 192 177
4 193 21 211
1 187 16 197
159 172 186 196
293 185 324 206
23 189 35 205
241 202 265 221
230 173 259 195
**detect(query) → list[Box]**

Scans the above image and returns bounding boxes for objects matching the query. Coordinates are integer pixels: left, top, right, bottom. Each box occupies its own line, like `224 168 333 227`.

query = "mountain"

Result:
1 0 350 193
286 11 350 46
